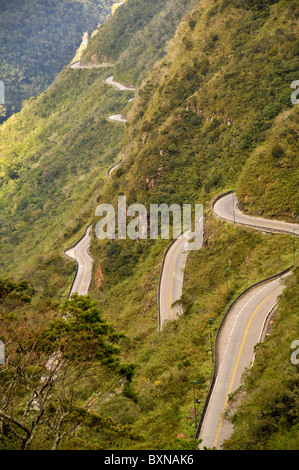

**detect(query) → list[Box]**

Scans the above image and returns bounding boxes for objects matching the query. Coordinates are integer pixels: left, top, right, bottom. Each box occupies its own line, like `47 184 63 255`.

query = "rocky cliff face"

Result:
79 31 91 59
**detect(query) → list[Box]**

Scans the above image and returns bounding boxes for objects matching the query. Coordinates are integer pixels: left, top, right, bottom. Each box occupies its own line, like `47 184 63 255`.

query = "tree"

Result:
0 290 133 450
271 144 285 159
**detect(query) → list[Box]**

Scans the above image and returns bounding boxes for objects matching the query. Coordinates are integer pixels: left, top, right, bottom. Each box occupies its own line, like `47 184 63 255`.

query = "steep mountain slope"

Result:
237 106 299 221
81 0 197 85
0 0 114 121
0 0 195 300
223 266 299 450
87 0 299 448
92 0 298 295
0 0 298 450
0 66 130 299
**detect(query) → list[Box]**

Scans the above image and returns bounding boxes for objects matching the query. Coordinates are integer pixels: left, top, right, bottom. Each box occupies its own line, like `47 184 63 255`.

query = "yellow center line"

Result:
213 286 281 448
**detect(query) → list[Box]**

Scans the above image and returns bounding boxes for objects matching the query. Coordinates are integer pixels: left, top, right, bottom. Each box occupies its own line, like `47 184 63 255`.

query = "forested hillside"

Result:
81 0 197 85
0 0 196 300
0 0 114 121
87 0 299 448
0 0 298 450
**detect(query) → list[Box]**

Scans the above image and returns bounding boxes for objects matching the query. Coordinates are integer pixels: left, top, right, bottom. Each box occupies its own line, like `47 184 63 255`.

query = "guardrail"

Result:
195 190 297 441
212 190 299 237
107 159 123 177
195 263 292 440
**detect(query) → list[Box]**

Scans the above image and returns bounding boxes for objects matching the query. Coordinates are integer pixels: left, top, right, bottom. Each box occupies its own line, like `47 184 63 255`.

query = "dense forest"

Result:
0 0 298 450
0 0 114 122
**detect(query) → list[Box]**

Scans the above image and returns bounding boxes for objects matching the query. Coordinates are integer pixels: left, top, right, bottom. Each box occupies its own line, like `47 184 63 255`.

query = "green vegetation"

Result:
87 211 296 449
81 0 196 85
0 66 131 301
0 0 114 121
223 266 299 450
237 106 299 221
0 281 134 450
87 0 299 448
0 0 298 450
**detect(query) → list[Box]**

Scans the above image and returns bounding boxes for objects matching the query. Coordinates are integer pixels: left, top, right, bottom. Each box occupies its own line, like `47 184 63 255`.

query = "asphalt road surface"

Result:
105 75 135 122
198 272 289 449
64 226 93 297
198 192 298 449
105 75 136 91
70 61 114 69
214 191 298 235
107 114 127 123
158 216 203 330
159 234 189 330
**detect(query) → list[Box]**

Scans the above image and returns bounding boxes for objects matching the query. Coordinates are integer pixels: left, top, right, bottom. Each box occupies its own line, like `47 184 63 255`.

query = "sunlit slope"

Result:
0 0 195 299
84 0 299 448
237 106 299 221
80 0 196 85
0 0 298 449
0 66 129 296
99 0 299 216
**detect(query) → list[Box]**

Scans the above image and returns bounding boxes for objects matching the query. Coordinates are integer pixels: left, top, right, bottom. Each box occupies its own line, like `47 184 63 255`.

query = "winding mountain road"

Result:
198 270 290 449
67 56 298 449
214 191 298 235
70 61 114 69
64 225 93 297
196 191 298 449
64 74 134 296
107 159 123 177
104 76 134 122
156 190 297 447
158 219 203 331
107 114 127 123
159 235 189 330
105 75 136 91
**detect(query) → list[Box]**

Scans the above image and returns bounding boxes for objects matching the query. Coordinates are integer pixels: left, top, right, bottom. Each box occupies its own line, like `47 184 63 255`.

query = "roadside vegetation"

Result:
223 266 299 450
0 0 298 449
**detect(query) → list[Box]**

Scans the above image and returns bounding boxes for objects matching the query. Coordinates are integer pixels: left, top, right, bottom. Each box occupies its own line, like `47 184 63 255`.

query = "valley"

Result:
0 0 298 452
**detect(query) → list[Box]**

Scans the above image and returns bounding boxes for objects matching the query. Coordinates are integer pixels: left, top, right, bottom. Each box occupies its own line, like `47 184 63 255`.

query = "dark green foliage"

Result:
0 277 33 304
0 288 133 450
271 143 285 158
232 0 280 10
0 0 114 121
39 294 123 368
